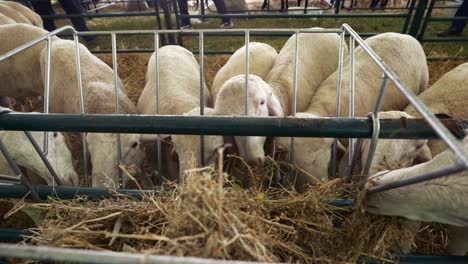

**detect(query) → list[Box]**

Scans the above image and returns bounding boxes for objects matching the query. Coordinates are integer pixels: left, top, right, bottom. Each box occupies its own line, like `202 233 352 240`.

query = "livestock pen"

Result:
0 22 467 263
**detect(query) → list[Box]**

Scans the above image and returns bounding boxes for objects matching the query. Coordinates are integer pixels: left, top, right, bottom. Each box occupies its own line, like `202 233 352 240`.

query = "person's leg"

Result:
438 0 467 36
176 0 191 27
212 0 232 27
58 0 95 41
31 0 56 31
452 0 467 32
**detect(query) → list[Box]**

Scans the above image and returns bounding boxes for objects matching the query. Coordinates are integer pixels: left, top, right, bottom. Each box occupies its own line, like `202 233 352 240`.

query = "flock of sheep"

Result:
0 0 467 256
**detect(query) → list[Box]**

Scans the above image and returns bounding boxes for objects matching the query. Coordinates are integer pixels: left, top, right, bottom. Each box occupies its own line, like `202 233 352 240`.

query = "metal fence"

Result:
0 24 467 262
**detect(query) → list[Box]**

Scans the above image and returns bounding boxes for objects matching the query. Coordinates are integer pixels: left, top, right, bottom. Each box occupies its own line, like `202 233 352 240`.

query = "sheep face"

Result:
25 131 78 186
87 133 145 188
214 75 284 170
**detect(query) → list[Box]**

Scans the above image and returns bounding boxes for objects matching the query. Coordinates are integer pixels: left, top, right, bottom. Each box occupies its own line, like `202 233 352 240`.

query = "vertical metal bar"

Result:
244 32 250 164
361 113 380 176
408 0 429 37
401 0 417 34
348 36 355 166
23 131 62 186
0 138 41 202
73 35 88 186
111 33 123 189
331 31 346 178
417 0 436 40
154 33 162 179
373 74 389 115
334 0 341 13
199 32 205 167
290 32 299 164
42 37 52 156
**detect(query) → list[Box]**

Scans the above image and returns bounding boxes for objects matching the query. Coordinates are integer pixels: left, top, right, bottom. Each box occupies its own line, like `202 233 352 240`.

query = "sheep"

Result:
211 42 278 102
0 130 79 186
171 107 224 183
0 24 50 99
278 33 429 185
213 74 284 170
364 135 468 255
405 62 468 157
0 96 16 109
265 28 345 115
0 0 43 28
137 45 210 182
339 111 432 177
0 13 15 25
39 39 145 188
0 2 30 25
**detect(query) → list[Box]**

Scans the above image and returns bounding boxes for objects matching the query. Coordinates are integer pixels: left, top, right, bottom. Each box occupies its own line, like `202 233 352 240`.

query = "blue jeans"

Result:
453 0 467 31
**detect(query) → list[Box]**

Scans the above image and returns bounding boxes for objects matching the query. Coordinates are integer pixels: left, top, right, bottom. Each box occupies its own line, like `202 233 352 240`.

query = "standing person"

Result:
31 0 94 41
177 0 234 29
437 0 467 37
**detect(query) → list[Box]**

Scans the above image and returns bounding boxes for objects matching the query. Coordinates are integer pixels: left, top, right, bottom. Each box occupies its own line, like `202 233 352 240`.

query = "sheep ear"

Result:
413 144 432 165
140 134 171 144
267 93 284 117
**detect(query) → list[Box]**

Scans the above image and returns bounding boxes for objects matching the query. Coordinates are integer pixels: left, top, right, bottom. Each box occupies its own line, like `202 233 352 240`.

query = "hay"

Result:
10 154 446 263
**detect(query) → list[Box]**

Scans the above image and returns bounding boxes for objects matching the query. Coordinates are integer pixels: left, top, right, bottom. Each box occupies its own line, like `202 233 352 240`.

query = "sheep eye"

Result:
53 132 58 138
131 142 138 149
260 99 265 105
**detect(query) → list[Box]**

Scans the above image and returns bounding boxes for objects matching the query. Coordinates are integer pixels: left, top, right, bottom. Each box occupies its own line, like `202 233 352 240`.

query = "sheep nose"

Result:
248 157 265 169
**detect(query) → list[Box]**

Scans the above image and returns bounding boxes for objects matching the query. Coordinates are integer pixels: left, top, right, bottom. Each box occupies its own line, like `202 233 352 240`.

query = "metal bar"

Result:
176 13 407 19
73 35 89 186
348 36 355 166
407 0 429 37
75 28 343 35
290 32 300 164
111 33 123 189
332 31 346 178
401 0 417 33
0 113 465 139
428 16 468 21
361 113 381 176
244 32 250 165
421 37 468 42
372 74 389 114
417 0 437 40
154 33 162 181
0 174 20 182
200 32 205 167
367 164 466 194
0 184 153 200
23 131 62 186
0 138 41 202
334 0 341 13
342 23 468 167
42 37 52 156
0 244 266 264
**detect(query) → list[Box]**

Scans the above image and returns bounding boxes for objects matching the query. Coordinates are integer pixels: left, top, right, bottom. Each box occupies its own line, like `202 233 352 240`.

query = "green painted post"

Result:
408 0 429 37
334 0 341 14
417 0 437 40
401 0 417 34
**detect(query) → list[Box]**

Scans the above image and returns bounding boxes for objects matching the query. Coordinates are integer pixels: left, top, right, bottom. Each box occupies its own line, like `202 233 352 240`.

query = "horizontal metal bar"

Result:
0 229 32 243
76 28 343 35
40 11 162 19
177 13 408 18
427 57 468 61
421 37 468 42
0 243 267 264
428 16 468 21
0 174 19 182
0 113 465 139
366 164 466 194
0 183 152 200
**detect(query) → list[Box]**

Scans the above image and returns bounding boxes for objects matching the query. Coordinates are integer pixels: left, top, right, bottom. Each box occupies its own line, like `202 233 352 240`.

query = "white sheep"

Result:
0 130 79 186
339 111 432 177
0 13 15 25
211 42 277 102
0 0 43 28
405 62 468 156
279 33 429 185
0 24 50 98
40 39 145 188
0 2 30 25
137 45 210 182
213 74 284 169
171 107 224 183
265 28 345 115
364 135 468 255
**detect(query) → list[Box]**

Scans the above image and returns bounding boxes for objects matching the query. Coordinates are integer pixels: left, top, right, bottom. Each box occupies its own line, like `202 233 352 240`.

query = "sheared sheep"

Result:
211 42 277 102
0 0 43 28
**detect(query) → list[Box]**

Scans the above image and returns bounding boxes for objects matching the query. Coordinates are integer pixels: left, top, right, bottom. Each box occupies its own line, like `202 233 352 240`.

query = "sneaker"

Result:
437 27 462 37
219 21 234 29
180 24 192 30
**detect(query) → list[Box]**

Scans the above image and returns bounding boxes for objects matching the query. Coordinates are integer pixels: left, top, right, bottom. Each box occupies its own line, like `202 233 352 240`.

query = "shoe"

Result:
437 27 462 37
219 21 234 29
180 24 192 30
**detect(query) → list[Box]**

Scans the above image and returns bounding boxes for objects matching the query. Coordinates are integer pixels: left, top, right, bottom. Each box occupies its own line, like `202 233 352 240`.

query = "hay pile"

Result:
12 155 446 263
